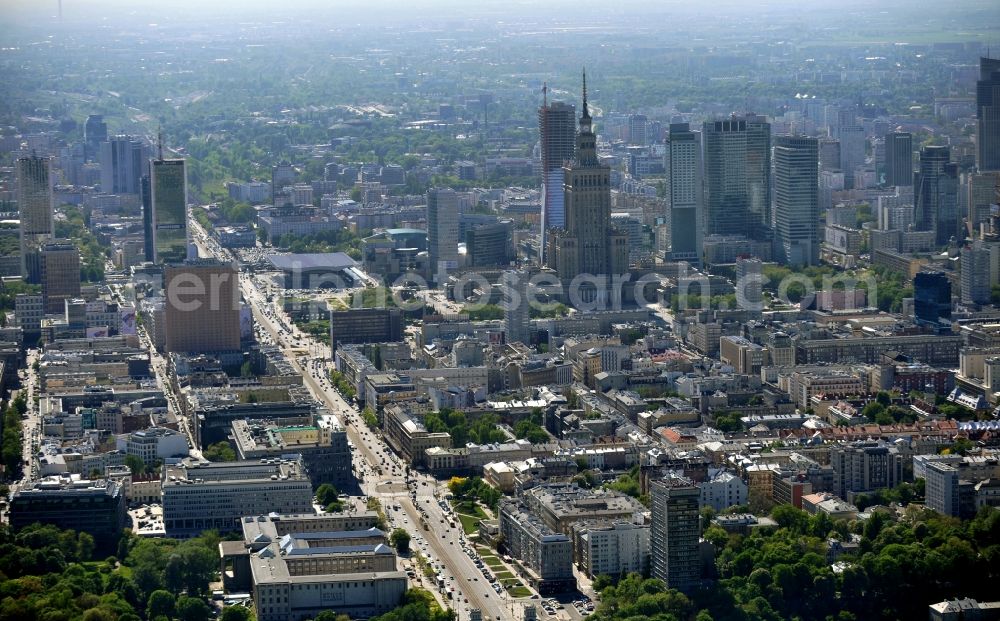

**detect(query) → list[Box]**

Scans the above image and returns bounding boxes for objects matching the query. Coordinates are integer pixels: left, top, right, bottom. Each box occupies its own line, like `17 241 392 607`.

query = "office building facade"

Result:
427 188 459 283
961 242 991 305
884 132 913 187
40 240 82 314
650 477 700 592
151 158 189 264
976 57 1000 172
10 477 127 547
466 220 514 268
574 521 650 579
830 443 903 501
914 146 959 246
539 101 576 264
702 115 771 240
99 135 146 195
328 308 403 350
163 260 241 353
16 155 55 282
665 123 702 265
503 270 531 345
84 114 108 159
774 135 819 266
913 271 952 327
838 125 866 188
498 500 576 594
162 459 314 537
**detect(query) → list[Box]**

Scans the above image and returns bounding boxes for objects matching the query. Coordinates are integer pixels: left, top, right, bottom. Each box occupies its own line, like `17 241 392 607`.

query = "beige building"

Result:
382 405 452 466
221 513 405 621
163 260 240 353
40 240 81 314
720 335 768 375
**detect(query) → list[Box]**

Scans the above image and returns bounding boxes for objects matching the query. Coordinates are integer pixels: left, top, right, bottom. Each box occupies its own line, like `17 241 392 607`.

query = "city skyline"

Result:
1 5 998 621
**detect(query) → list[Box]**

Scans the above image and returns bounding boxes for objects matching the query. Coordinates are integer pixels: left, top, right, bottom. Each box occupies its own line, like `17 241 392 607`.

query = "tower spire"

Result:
542 82 548 108
582 68 590 119
157 126 164 160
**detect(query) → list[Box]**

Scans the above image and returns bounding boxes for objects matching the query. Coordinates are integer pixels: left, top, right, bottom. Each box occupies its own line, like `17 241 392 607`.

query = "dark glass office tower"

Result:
914 146 958 246
702 114 771 239
976 57 1000 172
884 132 913 187
913 271 951 329
538 99 576 265
16 155 54 282
151 158 188 264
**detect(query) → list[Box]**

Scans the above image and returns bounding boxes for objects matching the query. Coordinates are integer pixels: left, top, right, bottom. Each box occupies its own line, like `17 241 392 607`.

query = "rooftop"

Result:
267 252 357 271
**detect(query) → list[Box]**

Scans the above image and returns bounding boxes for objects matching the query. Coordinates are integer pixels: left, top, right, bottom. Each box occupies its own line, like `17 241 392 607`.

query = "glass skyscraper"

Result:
16 155 54 282
976 57 1000 172
151 158 188 264
665 123 702 265
538 100 576 265
774 135 819 267
702 114 771 240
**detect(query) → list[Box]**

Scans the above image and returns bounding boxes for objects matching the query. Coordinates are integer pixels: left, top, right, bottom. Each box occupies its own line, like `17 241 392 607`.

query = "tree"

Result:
146 590 176 620
203 441 236 462
176 596 211 621
390 528 411 554
76 531 96 561
123 454 146 476
592 574 614 592
316 483 339 506
220 607 252 621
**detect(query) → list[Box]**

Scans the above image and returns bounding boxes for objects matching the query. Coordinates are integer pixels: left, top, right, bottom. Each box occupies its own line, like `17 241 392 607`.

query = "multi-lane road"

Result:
189 223 519 621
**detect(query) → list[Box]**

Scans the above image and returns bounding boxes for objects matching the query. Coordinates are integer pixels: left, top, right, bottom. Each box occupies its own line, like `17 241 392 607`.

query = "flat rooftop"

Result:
267 252 357 272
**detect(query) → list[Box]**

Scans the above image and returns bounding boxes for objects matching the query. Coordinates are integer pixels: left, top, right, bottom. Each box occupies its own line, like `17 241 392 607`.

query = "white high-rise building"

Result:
502 270 531 345
99 135 146 195
962 242 991 305
838 125 866 188
774 135 820 266
665 123 702 265
427 188 459 283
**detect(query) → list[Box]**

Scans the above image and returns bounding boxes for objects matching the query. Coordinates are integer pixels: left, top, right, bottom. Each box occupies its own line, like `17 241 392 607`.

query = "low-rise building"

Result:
232 415 352 486
498 500 575 594
382 405 452 467
928 598 1000 621
118 426 189 465
573 520 650 579
698 469 748 512
162 458 314 537
523 483 647 535
10 475 127 547
220 513 405 621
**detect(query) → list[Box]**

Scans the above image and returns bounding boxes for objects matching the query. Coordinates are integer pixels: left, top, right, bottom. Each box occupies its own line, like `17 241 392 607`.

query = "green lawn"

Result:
495 571 514 580
457 513 482 534
452 499 489 519
453 499 490 534
508 586 532 598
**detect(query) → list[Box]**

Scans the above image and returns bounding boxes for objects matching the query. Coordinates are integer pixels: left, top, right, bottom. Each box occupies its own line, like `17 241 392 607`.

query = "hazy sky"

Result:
3 0 996 23
0 0 997 47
